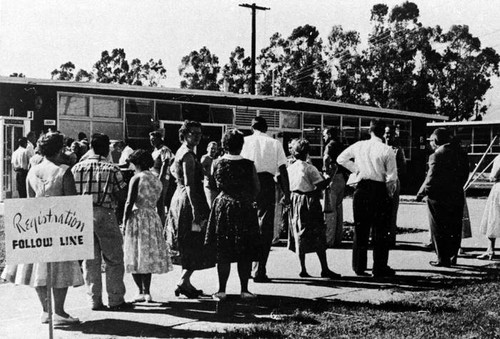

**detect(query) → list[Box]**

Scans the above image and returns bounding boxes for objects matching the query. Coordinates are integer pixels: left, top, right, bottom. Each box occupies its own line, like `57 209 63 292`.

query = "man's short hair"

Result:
251 116 268 132
369 119 385 138
91 133 110 156
429 128 451 146
18 137 28 148
149 131 163 139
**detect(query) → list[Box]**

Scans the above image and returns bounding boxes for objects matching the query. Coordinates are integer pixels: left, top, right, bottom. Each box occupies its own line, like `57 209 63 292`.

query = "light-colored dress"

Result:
1 159 84 288
124 171 173 274
479 155 500 238
287 160 327 254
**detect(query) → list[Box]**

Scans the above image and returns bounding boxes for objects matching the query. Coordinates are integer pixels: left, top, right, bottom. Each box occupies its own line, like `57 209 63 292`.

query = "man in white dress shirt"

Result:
337 119 398 277
240 116 291 282
11 137 30 198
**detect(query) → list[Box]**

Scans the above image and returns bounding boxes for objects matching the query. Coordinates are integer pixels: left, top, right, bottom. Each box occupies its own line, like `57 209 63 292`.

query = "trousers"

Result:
83 206 126 307
352 180 392 274
252 173 276 278
427 198 463 265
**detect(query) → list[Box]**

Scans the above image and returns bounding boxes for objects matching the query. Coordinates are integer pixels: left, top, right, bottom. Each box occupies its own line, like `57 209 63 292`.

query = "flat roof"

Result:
428 120 500 127
0 76 447 121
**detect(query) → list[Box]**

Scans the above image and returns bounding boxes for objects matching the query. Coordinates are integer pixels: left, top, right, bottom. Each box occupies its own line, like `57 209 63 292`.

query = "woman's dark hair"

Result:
128 149 154 169
38 132 64 157
290 138 310 160
222 129 244 153
178 120 202 142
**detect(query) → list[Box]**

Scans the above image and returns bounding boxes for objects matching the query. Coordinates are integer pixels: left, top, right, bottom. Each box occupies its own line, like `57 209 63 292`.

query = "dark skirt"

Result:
205 192 261 264
165 185 214 271
288 191 327 254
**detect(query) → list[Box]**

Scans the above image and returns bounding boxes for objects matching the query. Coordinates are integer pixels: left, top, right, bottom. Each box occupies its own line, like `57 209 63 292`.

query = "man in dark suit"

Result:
416 128 469 267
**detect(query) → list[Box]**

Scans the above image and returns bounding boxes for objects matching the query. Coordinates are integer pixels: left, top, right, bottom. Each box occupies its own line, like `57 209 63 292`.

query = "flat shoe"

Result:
41 312 49 324
212 292 227 301
299 272 311 278
107 302 134 311
253 275 272 283
133 294 145 302
429 261 450 267
240 292 257 300
91 303 107 311
53 314 80 326
321 270 341 279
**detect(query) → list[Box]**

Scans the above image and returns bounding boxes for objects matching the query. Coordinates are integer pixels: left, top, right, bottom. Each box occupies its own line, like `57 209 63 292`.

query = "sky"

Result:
1 0 499 118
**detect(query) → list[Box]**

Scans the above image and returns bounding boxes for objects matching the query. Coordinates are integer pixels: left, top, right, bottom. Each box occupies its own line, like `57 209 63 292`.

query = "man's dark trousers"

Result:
15 169 28 198
427 198 463 265
352 180 392 274
253 172 276 279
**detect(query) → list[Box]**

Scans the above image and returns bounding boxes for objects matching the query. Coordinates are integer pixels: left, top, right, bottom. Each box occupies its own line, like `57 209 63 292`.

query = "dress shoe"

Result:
373 267 396 278
175 285 203 299
321 270 341 279
240 291 257 300
354 271 371 277
429 261 450 268
212 292 227 301
299 271 311 278
91 302 107 311
53 314 80 326
253 275 272 283
107 302 134 311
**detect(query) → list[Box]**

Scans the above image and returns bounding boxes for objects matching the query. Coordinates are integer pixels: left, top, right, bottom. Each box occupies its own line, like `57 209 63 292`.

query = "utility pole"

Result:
239 3 270 95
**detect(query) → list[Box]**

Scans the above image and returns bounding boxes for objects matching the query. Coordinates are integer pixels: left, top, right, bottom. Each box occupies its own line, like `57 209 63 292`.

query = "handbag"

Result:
323 185 334 213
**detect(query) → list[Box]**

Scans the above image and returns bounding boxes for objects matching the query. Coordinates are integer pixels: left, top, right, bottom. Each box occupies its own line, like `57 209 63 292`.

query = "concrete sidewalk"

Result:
0 198 497 338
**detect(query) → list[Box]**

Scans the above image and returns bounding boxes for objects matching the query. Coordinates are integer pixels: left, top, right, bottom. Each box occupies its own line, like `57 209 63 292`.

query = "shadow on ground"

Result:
56 265 499 338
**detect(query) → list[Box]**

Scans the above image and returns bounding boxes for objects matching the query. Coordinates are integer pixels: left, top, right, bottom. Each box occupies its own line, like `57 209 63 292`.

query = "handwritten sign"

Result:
4 195 94 264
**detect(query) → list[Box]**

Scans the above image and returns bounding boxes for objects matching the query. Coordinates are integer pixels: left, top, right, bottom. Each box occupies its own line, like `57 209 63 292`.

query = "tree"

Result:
9 73 25 77
431 25 500 120
50 49 167 86
51 61 77 81
257 32 288 96
354 2 436 113
324 25 365 104
178 47 220 90
219 46 252 94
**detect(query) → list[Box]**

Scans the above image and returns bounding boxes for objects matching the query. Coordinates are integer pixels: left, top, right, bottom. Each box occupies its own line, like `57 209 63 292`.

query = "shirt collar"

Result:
222 154 243 160
370 135 383 143
253 130 268 137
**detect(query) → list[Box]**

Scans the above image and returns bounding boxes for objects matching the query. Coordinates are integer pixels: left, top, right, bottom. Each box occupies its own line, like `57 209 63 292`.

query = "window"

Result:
342 117 359 145
59 95 89 117
125 99 154 140
209 106 234 124
157 102 182 121
93 98 121 118
280 111 301 130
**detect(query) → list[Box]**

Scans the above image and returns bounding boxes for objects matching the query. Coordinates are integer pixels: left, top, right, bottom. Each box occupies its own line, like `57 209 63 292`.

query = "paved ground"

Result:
0 197 497 338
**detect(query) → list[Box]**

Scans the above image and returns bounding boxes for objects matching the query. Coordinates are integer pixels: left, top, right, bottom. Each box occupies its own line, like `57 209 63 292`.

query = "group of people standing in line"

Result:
2 115 485 326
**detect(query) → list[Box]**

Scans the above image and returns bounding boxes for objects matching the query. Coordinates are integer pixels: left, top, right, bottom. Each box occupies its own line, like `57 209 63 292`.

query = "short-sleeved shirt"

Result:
11 146 30 170
151 145 173 180
287 160 324 193
71 155 126 209
240 130 287 176
337 136 398 183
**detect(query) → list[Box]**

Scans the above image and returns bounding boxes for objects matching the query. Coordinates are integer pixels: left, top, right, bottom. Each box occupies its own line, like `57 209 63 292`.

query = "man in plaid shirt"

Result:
72 133 132 311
